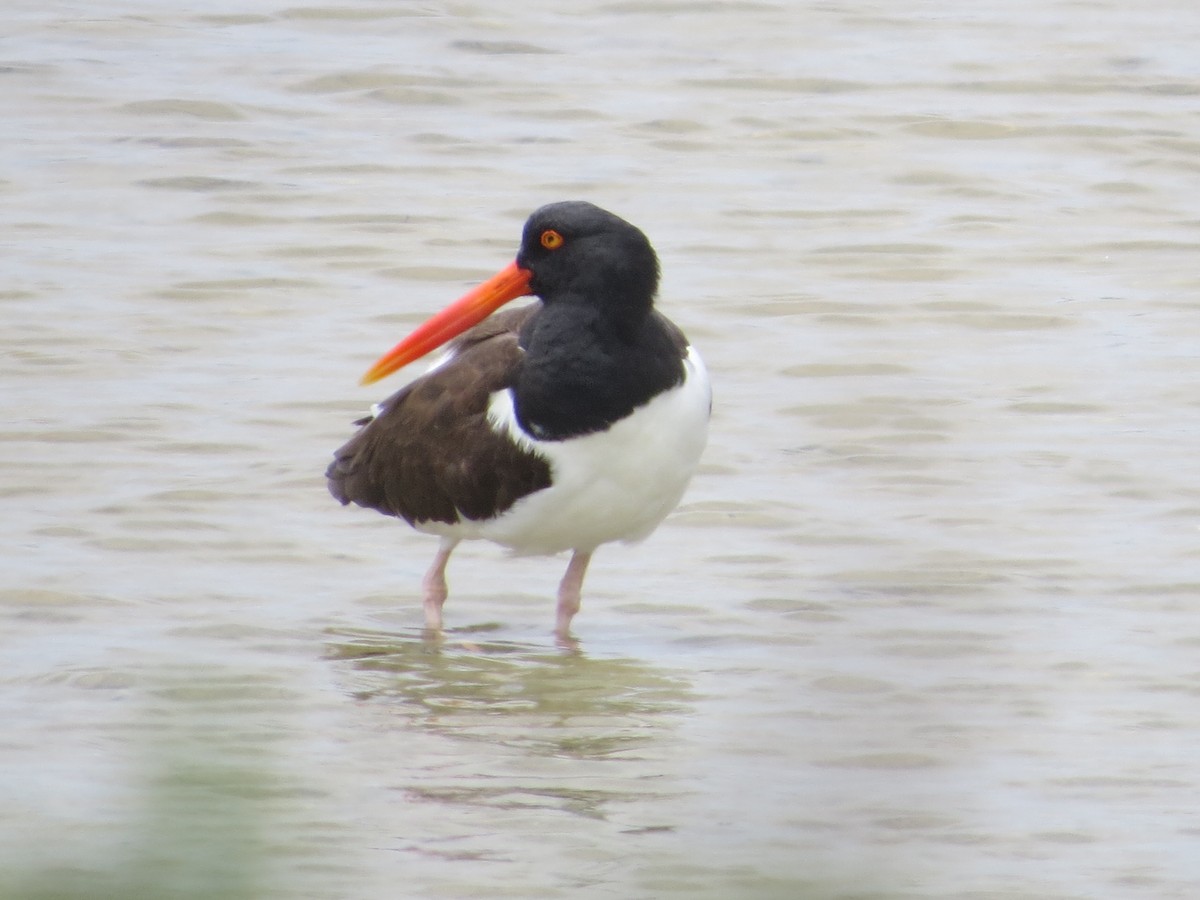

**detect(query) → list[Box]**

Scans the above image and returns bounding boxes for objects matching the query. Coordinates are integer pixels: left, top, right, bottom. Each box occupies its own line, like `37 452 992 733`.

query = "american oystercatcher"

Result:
326 201 710 635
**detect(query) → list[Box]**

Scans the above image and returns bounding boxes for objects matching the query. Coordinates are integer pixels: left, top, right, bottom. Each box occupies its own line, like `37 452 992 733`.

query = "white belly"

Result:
416 347 710 555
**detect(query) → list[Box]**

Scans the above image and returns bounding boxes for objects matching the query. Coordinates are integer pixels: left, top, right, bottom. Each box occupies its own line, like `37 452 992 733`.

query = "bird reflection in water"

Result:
324 625 693 763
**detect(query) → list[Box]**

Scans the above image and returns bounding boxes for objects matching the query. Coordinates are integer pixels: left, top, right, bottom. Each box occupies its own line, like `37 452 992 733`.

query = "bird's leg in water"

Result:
422 538 458 630
555 549 593 637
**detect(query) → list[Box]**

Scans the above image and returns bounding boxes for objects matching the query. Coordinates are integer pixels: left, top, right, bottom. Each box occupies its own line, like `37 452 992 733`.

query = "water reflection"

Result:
325 625 694 762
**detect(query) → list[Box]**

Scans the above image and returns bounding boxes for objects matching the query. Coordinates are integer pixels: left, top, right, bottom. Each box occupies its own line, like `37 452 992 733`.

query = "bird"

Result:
326 201 710 637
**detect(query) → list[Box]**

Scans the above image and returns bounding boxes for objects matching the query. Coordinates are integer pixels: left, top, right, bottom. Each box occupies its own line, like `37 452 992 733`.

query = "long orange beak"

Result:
360 261 533 385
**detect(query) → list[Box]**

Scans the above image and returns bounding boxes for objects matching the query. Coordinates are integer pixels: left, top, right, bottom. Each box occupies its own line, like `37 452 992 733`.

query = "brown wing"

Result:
326 304 551 526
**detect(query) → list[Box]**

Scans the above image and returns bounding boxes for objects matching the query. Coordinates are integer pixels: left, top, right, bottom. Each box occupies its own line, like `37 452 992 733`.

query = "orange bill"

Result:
360 261 533 385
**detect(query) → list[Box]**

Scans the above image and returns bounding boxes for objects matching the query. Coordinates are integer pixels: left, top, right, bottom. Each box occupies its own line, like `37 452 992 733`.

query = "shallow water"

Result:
4 1 1200 897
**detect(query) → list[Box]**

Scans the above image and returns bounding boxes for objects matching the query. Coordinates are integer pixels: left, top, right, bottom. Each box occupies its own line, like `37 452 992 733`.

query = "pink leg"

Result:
555 549 593 637
422 538 458 630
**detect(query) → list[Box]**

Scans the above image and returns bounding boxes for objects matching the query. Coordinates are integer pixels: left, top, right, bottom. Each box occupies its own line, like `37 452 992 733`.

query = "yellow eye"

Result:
540 229 564 250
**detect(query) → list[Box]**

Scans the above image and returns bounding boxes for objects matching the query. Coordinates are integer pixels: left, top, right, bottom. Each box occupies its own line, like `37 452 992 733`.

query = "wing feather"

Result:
326 304 551 525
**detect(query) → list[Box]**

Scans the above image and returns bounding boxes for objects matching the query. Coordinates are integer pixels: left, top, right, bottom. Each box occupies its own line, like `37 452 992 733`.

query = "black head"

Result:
515 201 660 316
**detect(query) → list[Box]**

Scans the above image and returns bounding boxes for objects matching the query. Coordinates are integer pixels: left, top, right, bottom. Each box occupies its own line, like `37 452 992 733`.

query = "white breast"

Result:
417 347 711 556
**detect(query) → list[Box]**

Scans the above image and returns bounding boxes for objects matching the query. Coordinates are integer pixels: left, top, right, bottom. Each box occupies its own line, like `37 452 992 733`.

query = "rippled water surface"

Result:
4 2 1200 897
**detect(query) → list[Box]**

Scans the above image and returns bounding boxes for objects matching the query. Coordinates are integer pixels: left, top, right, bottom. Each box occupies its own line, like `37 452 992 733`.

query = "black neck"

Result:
513 305 686 441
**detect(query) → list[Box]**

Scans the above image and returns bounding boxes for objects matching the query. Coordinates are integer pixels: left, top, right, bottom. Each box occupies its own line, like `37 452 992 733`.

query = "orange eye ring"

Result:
540 229 564 250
